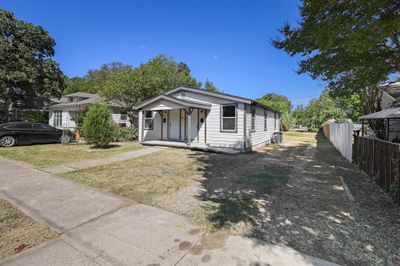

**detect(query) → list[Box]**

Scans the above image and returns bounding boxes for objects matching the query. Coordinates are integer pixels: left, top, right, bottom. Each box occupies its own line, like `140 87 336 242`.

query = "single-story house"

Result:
48 92 131 130
135 87 281 153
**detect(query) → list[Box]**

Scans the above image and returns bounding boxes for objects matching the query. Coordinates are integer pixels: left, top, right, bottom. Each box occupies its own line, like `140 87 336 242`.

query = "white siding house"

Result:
48 92 131 130
135 87 280 153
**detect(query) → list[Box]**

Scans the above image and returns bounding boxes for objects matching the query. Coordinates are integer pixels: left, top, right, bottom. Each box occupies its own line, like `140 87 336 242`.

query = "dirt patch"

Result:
155 132 400 264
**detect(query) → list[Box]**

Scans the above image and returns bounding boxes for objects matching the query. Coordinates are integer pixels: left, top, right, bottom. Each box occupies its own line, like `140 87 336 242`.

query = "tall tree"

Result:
64 62 130 94
272 0 400 114
203 79 221 93
256 93 292 114
294 90 347 131
99 55 200 122
0 9 65 120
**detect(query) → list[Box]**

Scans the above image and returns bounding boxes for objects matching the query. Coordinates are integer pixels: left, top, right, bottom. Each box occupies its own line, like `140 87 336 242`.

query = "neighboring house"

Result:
48 92 130 130
135 87 280 153
379 81 400 110
360 82 400 141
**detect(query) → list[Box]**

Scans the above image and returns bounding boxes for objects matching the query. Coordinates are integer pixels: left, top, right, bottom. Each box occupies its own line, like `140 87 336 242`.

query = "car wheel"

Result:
60 134 71 144
0 136 16 147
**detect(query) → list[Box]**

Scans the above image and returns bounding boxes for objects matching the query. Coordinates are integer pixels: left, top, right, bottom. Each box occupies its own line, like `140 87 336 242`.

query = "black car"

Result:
0 122 64 147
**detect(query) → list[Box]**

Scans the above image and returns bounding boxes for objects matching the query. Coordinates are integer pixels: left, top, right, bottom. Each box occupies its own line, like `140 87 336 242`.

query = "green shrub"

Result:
20 110 46 123
113 126 138 142
82 104 115 148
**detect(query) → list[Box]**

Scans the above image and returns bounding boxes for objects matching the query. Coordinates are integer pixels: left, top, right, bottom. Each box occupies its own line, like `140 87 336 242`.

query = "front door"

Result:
168 109 180 140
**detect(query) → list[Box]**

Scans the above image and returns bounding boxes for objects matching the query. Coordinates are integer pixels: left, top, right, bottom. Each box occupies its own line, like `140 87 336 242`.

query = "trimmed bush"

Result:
112 126 138 142
20 110 46 123
82 104 115 148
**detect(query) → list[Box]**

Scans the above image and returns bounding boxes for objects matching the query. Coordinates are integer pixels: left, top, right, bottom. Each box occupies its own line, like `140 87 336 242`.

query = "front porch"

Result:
141 140 241 154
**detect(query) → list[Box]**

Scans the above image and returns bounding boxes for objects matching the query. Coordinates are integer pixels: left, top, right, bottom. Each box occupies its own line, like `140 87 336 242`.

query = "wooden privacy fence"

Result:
353 135 400 205
323 121 353 162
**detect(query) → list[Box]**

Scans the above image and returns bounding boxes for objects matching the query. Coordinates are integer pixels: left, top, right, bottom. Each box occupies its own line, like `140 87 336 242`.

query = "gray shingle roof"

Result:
49 92 122 109
360 107 400 119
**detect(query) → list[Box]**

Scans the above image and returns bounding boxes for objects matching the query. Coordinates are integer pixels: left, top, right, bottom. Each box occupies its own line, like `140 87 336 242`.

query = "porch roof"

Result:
360 107 400 120
134 95 211 111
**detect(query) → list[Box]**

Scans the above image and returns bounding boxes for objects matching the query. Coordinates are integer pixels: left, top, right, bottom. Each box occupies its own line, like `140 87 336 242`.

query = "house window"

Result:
251 106 256 131
274 113 278 130
264 111 267 131
144 111 153 130
221 105 236 132
53 111 62 128
120 114 127 121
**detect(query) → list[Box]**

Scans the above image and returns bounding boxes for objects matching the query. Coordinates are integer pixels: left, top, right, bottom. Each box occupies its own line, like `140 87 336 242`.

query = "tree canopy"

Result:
98 55 200 122
64 62 130 94
256 93 292 114
203 79 221 93
293 90 347 131
273 0 400 113
0 9 65 119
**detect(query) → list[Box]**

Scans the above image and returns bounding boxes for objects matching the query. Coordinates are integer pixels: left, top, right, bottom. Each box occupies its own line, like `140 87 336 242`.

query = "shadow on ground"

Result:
188 133 400 265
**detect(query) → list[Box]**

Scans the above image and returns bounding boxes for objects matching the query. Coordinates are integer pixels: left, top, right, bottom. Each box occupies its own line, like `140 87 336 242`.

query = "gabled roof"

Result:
360 107 400 119
381 82 400 99
64 92 98 98
135 95 211 110
155 87 280 113
49 92 122 110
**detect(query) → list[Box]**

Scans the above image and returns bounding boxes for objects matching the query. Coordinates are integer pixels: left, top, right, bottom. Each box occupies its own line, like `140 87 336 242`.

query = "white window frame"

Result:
220 104 237 133
144 111 154 130
53 111 62 128
120 113 127 121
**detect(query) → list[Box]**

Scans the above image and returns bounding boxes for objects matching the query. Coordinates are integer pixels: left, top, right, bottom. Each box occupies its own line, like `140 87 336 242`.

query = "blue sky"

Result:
1 0 325 106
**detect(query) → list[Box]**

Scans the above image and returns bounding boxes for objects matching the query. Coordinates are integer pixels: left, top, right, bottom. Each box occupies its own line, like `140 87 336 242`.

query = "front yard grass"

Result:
59 149 204 204
0 198 57 260
0 142 142 168
59 136 298 232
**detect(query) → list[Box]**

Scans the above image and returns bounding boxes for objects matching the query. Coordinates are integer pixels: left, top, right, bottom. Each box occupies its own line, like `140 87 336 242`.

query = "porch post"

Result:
187 108 193 146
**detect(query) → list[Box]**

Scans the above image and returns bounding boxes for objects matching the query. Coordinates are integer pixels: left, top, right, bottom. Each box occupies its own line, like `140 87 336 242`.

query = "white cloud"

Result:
136 44 147 50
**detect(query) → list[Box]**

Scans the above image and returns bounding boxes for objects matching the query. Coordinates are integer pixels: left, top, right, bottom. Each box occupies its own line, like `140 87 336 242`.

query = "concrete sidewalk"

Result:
41 146 163 174
0 157 338 266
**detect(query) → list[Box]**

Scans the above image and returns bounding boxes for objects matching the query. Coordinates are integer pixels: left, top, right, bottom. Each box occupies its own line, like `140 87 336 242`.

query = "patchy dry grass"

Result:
56 131 400 264
0 142 142 168
283 131 318 146
0 199 57 259
59 140 295 233
59 149 203 204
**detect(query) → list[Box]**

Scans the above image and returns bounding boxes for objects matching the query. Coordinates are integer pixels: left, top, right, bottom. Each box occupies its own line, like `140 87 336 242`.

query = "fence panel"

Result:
323 121 353 162
353 135 400 206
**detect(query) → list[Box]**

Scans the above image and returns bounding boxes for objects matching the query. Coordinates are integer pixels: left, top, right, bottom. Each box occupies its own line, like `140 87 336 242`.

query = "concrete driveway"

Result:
0 157 336 266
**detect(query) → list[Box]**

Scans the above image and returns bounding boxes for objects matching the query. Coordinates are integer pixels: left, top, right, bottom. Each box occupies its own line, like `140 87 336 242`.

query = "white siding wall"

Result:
244 105 280 150
172 91 245 149
111 113 131 127
137 90 281 150
49 110 130 130
141 111 162 141
49 110 76 129
49 111 54 127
